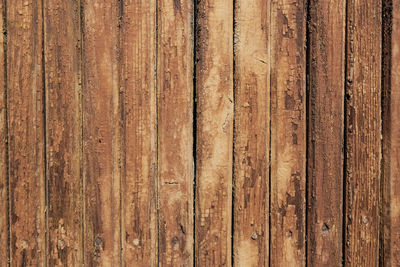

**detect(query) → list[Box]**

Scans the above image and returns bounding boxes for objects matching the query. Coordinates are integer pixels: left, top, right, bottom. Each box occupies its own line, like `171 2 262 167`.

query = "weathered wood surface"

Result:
0 0 7 265
344 0 382 266
307 0 345 266
120 0 157 266
44 0 82 265
157 0 194 266
195 1 234 266
270 0 307 266
2 1 399 266
81 0 121 265
7 0 46 265
233 0 269 266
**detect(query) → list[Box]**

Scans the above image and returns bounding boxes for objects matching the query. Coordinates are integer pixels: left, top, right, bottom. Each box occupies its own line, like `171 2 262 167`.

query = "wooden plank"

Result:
344 0 381 266
7 0 46 265
157 0 194 265
43 0 82 265
307 0 345 266
270 0 306 266
382 0 400 264
0 0 8 265
81 0 121 265
120 0 157 265
195 0 233 266
233 0 269 266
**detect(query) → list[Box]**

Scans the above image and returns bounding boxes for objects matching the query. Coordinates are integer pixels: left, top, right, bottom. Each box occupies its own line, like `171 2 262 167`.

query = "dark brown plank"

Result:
270 0 307 266
0 0 7 264
195 1 234 266
7 0 46 265
233 0 269 266
307 0 345 265
344 0 381 266
81 0 121 265
44 0 83 265
157 0 194 265
120 0 157 265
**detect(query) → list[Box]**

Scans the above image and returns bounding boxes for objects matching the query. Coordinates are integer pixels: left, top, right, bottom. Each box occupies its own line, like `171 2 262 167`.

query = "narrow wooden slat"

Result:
120 0 157 265
382 0 400 264
7 0 46 265
0 0 8 264
157 0 194 265
344 0 381 266
81 0 121 265
43 0 82 265
307 0 345 265
195 0 233 265
233 0 269 266
270 0 306 266
389 0 400 263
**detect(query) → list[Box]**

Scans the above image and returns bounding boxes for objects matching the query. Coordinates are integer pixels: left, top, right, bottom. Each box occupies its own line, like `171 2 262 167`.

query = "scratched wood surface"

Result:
1 0 399 266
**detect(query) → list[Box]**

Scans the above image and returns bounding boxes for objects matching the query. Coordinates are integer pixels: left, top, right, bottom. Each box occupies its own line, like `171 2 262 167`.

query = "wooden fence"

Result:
0 0 398 266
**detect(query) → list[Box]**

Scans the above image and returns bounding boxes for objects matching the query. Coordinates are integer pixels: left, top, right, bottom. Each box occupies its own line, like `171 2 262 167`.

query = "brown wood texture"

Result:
233 0 269 266
195 0 234 266
157 0 194 265
3 1 400 266
389 0 400 263
44 0 82 265
81 0 121 265
120 0 157 266
307 0 345 266
7 0 46 265
0 0 7 265
270 0 306 266
383 0 400 265
344 0 382 266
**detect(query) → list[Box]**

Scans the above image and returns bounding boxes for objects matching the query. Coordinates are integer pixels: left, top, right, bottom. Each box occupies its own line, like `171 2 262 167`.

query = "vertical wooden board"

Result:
344 0 381 266
7 0 46 265
81 0 121 265
44 0 82 265
270 0 306 266
195 0 233 266
0 0 7 265
157 0 193 265
307 0 345 266
120 0 157 266
233 0 269 266
383 0 400 264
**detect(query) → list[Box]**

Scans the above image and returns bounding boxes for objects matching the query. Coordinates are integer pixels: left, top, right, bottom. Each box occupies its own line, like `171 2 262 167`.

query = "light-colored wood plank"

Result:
7 0 46 265
81 0 121 265
0 0 8 265
120 0 157 265
344 1 381 266
157 0 194 265
195 1 233 266
233 0 269 266
44 0 83 265
270 0 306 266
307 0 345 265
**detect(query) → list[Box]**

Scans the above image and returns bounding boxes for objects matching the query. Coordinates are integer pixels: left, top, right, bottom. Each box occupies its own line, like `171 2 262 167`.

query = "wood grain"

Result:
81 0 121 265
120 0 157 266
382 0 400 265
307 0 345 266
344 0 381 266
270 0 306 266
0 0 7 265
44 0 83 265
157 0 194 265
233 0 269 266
7 0 46 265
195 1 233 266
